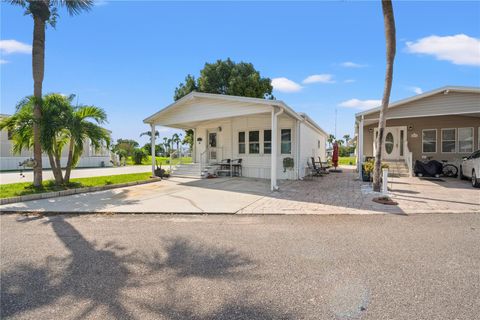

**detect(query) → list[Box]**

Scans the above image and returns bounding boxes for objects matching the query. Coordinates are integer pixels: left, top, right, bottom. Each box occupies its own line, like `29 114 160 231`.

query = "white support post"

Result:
382 168 389 195
192 129 196 163
358 117 364 179
150 123 156 177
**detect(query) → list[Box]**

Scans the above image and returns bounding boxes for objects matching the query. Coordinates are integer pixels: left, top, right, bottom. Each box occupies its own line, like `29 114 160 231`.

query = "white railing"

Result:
199 147 224 174
404 140 413 177
168 149 193 172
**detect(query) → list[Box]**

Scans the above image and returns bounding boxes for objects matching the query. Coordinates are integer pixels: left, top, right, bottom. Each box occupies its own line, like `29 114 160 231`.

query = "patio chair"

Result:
311 157 325 176
231 158 243 177
215 158 231 177
307 160 322 179
317 156 330 174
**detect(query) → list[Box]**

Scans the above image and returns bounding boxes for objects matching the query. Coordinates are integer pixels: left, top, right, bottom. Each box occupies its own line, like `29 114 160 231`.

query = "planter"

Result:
362 169 371 182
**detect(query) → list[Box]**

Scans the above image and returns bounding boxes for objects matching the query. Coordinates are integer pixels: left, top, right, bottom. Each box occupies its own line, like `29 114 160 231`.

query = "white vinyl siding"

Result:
422 129 437 153
441 128 456 153
458 127 474 153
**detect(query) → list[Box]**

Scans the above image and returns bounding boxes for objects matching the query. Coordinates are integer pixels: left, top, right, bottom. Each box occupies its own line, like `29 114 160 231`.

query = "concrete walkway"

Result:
0 165 151 185
1 167 478 214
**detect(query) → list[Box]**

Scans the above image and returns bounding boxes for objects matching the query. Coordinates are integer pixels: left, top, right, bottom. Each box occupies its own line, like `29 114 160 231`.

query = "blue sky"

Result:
1 1 479 146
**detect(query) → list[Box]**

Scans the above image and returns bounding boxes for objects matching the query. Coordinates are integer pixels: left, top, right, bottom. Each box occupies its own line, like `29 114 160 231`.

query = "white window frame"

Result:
441 128 456 153
458 127 474 153
263 129 272 155
248 130 260 155
280 128 292 155
238 131 246 154
478 127 480 150
422 129 437 154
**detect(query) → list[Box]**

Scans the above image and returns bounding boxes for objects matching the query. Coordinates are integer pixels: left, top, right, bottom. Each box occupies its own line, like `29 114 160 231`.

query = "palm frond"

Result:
53 0 94 15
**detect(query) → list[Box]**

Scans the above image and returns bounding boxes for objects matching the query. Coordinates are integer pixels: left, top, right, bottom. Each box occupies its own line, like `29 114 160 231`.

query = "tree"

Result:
8 0 94 187
327 134 336 147
373 0 396 192
0 93 109 185
162 137 169 156
174 58 274 101
140 130 160 141
113 139 138 157
183 129 194 151
343 134 351 145
172 133 182 152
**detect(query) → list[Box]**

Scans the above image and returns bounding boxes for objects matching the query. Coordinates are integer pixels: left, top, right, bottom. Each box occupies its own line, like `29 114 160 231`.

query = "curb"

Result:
0 177 162 205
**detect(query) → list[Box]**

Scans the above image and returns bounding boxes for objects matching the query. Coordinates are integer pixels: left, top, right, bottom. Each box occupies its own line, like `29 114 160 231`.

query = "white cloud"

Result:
302 74 335 84
339 98 381 110
344 79 356 83
341 61 367 68
94 0 109 6
410 86 423 95
0 39 31 54
406 34 480 66
271 77 302 93
0 59 9 64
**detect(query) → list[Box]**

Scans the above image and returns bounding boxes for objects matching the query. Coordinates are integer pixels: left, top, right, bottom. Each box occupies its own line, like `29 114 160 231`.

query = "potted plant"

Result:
362 159 388 182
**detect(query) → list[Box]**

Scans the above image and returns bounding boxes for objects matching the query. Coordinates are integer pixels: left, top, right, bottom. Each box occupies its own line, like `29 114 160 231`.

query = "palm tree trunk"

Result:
64 140 75 184
48 153 64 185
373 0 396 192
32 16 46 187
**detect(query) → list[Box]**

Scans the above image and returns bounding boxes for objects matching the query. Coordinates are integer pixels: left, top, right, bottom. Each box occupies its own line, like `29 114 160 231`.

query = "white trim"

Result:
422 129 437 154
458 127 474 153
441 128 457 154
359 110 480 122
355 86 480 118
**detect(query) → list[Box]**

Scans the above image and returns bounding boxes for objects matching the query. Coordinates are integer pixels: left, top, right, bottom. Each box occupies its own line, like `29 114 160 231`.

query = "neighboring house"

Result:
144 92 328 190
0 114 113 171
355 86 480 177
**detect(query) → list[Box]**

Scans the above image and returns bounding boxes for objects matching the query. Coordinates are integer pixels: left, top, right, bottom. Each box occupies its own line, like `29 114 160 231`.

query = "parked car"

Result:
460 150 480 188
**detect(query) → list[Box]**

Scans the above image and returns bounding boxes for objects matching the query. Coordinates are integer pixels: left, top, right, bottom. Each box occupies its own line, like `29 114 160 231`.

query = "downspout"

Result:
296 119 301 180
271 106 284 191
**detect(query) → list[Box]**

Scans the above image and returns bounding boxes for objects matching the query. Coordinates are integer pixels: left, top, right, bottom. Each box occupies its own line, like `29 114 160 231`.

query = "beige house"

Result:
0 114 112 171
144 92 328 191
355 86 480 177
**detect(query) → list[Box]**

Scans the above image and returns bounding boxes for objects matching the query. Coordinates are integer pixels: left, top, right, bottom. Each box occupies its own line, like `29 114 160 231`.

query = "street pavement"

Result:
0 165 151 185
1 213 479 319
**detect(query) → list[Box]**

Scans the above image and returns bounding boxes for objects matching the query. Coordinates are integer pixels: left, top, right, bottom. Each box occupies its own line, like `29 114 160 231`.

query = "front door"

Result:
207 130 218 163
374 126 406 160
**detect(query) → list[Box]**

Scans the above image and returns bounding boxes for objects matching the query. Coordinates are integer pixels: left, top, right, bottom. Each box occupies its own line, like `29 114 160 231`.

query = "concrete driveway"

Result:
1 213 479 319
1 168 478 214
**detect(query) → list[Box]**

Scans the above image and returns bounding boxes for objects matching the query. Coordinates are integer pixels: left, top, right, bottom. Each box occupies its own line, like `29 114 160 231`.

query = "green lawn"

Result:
338 156 357 165
0 172 153 199
126 156 192 166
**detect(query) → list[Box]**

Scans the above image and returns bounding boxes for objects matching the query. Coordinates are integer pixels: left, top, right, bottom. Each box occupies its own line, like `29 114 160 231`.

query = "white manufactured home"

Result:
144 92 328 190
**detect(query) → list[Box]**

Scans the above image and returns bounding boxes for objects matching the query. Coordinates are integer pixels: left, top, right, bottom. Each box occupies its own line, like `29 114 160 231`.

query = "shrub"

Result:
132 148 147 165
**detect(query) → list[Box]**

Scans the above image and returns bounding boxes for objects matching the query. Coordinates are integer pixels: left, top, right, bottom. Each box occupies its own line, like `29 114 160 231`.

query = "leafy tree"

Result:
174 58 274 101
113 139 138 157
141 143 163 156
373 0 396 192
183 129 194 151
132 148 147 165
343 134 351 145
0 93 109 185
8 0 95 187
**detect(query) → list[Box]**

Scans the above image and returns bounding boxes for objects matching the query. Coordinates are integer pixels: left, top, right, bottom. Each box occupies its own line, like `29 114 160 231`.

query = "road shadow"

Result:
1 216 290 319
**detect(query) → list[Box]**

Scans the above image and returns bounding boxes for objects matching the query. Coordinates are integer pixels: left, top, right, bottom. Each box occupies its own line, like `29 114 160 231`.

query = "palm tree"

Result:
327 134 336 147
64 102 109 183
172 133 182 152
373 0 396 192
140 130 159 142
343 134 351 145
162 137 169 156
8 0 94 187
1 94 109 186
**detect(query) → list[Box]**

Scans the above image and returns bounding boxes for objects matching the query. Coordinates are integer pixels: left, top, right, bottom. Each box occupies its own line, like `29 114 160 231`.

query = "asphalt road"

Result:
1 213 479 320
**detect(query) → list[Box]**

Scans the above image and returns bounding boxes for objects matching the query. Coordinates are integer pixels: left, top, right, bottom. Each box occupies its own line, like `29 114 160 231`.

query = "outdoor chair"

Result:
231 158 243 177
306 160 322 179
317 156 330 174
311 157 325 176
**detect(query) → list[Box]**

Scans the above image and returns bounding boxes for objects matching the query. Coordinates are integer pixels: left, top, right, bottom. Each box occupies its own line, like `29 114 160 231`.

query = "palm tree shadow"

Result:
1 216 279 319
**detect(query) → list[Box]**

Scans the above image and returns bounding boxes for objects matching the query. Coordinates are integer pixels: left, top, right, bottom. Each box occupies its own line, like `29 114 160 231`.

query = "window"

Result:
263 130 271 154
249 131 260 154
441 128 456 153
458 127 473 153
281 129 291 154
238 132 245 154
422 129 437 153
7 130 13 140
